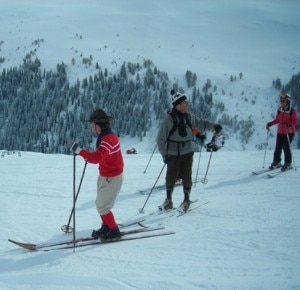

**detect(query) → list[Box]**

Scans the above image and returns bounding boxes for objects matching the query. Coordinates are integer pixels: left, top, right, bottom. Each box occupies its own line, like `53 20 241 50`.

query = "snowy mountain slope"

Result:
1 149 300 289
1 0 300 151
1 0 299 83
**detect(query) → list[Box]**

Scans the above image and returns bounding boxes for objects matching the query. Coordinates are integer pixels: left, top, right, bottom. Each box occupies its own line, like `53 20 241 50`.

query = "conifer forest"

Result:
0 53 299 153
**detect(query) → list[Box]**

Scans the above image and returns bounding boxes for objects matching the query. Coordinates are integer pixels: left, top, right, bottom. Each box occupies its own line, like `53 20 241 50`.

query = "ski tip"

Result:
137 222 148 228
8 239 37 251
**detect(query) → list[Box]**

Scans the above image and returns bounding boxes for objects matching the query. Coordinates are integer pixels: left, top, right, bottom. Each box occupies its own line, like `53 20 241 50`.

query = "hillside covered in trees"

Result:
0 53 299 153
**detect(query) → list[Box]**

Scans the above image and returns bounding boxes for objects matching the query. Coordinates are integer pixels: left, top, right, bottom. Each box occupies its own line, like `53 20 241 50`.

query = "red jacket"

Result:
79 133 124 177
268 106 298 134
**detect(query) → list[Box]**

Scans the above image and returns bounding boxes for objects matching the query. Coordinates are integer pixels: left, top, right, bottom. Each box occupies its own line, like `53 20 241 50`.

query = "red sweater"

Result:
268 107 298 134
79 133 124 177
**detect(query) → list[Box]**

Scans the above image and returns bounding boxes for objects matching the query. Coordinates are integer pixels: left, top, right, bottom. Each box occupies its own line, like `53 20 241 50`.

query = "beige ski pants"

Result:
95 173 123 215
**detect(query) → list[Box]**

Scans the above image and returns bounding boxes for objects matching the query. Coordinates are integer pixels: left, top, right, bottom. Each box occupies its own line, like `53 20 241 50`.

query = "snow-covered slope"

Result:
1 149 300 289
1 0 299 83
1 2 300 288
1 0 299 150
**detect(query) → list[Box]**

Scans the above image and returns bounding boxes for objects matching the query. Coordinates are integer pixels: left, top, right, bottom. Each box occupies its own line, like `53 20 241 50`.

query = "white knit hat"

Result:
170 90 187 107
280 92 292 101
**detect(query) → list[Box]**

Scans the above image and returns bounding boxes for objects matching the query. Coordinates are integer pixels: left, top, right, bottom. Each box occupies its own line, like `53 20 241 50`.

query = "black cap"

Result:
213 124 223 133
86 109 113 124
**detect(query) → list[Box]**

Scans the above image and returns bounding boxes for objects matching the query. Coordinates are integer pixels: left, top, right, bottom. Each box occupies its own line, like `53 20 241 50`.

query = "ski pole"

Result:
72 154 76 251
143 144 157 173
262 130 270 168
61 160 88 233
194 142 204 187
201 149 214 184
139 163 166 213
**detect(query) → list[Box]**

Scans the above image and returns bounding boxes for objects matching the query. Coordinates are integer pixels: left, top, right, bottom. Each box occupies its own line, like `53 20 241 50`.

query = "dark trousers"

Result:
273 133 294 164
165 152 194 192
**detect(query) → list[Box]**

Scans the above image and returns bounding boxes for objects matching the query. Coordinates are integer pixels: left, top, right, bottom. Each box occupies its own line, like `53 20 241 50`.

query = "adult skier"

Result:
156 90 221 212
266 92 298 171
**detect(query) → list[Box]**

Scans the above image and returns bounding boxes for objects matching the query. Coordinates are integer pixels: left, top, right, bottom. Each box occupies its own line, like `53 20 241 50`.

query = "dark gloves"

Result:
266 122 271 130
205 142 219 152
192 128 206 145
70 142 82 155
195 132 206 142
163 155 171 164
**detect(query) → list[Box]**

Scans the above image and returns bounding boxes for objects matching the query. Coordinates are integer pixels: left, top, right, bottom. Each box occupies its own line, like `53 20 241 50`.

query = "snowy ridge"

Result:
1 0 300 151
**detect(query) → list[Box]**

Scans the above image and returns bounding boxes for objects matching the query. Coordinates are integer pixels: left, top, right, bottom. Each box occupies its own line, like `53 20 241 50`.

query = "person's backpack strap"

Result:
166 112 178 141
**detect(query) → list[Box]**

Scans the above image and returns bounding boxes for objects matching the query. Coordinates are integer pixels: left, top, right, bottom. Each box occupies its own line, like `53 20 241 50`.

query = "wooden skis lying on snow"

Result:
8 226 174 251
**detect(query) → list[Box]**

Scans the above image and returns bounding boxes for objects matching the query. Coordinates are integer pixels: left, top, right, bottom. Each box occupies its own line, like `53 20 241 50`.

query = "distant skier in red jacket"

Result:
266 92 298 171
70 109 124 241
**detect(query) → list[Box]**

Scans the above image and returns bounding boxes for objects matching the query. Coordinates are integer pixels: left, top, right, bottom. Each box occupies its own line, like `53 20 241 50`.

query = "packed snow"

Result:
1 146 300 289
